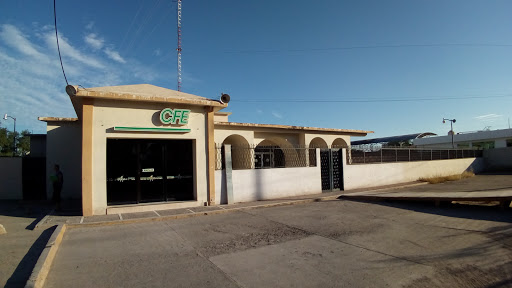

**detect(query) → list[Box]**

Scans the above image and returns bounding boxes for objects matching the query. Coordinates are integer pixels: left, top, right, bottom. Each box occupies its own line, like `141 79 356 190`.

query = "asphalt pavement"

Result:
44 199 512 288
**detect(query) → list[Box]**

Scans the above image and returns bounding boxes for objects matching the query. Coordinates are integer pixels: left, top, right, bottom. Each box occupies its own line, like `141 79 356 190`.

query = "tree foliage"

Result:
0 127 31 156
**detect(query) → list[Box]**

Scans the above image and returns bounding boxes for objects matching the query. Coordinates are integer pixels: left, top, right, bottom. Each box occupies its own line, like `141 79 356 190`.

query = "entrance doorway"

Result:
106 139 194 205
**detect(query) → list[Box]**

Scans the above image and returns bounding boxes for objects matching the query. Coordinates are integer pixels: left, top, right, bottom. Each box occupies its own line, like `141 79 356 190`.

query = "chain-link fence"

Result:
349 147 483 164
215 144 317 170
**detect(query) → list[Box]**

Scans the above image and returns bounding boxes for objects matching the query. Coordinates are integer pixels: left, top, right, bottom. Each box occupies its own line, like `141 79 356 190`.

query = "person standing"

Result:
52 164 64 211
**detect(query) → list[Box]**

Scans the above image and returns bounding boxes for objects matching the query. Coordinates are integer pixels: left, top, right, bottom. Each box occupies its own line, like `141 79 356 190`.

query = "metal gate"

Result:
320 149 344 191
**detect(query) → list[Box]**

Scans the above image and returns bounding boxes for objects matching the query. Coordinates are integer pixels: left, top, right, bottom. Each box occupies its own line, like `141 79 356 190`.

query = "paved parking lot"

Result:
45 199 512 288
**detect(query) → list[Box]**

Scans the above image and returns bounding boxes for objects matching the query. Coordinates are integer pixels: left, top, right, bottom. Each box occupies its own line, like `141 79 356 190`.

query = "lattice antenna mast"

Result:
177 0 182 91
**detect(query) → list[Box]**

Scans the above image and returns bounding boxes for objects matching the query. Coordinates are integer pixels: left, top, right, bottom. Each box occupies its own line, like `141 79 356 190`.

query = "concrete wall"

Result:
343 156 485 190
484 147 512 171
92 100 209 215
216 166 321 203
215 149 321 203
0 157 23 199
46 122 82 200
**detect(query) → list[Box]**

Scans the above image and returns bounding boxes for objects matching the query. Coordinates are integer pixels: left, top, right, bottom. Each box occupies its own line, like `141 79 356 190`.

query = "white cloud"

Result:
104 47 126 64
153 49 161 56
0 24 48 61
474 114 502 120
84 33 104 50
272 111 283 119
85 21 95 30
256 109 263 114
0 23 169 133
43 31 105 69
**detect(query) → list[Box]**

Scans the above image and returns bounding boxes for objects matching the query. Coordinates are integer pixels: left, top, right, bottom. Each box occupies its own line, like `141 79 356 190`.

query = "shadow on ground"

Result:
340 199 512 223
0 200 81 230
4 226 56 288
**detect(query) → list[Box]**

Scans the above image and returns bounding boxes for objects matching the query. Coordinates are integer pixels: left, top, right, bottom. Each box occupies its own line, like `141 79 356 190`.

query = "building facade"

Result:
40 84 371 216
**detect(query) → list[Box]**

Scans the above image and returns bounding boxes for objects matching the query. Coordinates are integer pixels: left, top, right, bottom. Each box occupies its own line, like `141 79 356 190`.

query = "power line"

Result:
221 43 512 54
53 0 68 85
233 94 512 103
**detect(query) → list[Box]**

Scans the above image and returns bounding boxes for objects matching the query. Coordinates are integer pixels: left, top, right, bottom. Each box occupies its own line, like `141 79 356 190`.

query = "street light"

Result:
443 118 456 148
3 114 16 156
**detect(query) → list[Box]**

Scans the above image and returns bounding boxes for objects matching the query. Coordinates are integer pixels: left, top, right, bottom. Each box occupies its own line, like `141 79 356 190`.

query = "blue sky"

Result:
1 0 512 139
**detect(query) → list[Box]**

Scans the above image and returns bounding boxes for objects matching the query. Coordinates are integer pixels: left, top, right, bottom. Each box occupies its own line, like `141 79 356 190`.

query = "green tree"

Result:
0 127 31 156
18 130 31 156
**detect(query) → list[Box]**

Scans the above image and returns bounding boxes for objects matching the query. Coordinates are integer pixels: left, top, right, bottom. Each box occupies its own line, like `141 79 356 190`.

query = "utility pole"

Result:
443 118 456 148
3 114 16 156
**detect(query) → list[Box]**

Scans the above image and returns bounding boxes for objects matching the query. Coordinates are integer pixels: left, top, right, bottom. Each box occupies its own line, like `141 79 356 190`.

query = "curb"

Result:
25 224 67 288
67 195 342 228
341 181 429 195
63 182 427 229
34 209 54 230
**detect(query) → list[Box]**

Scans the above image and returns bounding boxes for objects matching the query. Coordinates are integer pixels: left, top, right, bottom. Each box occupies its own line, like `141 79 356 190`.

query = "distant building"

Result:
413 128 512 149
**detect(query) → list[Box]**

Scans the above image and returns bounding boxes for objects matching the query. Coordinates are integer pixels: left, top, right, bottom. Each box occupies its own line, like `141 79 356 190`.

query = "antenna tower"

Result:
177 0 182 91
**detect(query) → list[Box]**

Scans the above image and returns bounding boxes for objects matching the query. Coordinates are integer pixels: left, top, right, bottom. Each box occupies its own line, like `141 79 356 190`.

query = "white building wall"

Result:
343 157 485 190
46 122 82 200
229 166 321 202
215 150 322 203
0 158 23 199
414 128 512 148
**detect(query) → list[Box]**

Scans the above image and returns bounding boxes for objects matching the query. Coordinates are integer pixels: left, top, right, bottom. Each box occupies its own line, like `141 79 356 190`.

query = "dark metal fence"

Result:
215 144 317 170
349 147 483 164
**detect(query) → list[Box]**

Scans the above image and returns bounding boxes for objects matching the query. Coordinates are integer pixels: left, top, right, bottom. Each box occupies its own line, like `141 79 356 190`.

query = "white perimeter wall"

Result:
0 158 23 199
343 157 485 190
215 165 321 203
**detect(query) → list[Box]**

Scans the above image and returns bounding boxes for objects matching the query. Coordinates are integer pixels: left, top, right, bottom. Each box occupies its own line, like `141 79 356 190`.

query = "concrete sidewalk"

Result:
37 182 425 228
341 173 512 207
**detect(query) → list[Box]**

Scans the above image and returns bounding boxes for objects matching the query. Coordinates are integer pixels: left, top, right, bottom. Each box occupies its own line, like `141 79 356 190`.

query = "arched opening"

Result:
332 138 349 149
332 138 350 164
308 137 328 166
222 134 252 170
255 139 286 168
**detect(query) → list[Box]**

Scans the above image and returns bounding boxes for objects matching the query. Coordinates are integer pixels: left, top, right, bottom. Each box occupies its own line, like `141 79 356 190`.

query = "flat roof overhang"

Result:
214 121 373 137
65 85 227 119
38 117 79 123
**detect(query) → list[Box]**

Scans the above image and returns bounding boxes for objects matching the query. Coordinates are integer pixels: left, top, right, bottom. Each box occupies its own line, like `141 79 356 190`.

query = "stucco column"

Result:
206 107 216 205
82 98 94 216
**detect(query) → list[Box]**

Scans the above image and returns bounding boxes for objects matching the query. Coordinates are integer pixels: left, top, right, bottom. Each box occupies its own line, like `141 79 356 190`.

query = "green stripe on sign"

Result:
113 127 191 133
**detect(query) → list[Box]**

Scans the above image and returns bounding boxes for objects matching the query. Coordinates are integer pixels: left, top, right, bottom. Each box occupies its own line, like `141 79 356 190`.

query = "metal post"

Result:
395 149 397 162
329 149 334 191
224 144 234 204
431 149 433 161
451 121 454 148
380 149 383 163
13 119 16 156
363 150 366 164
408 149 411 161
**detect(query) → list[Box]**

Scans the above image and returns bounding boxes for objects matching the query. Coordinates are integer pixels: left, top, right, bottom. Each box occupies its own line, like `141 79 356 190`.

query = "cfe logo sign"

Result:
159 108 190 125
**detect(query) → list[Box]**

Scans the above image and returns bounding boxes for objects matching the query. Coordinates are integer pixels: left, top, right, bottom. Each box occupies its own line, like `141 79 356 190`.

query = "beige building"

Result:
40 84 371 216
